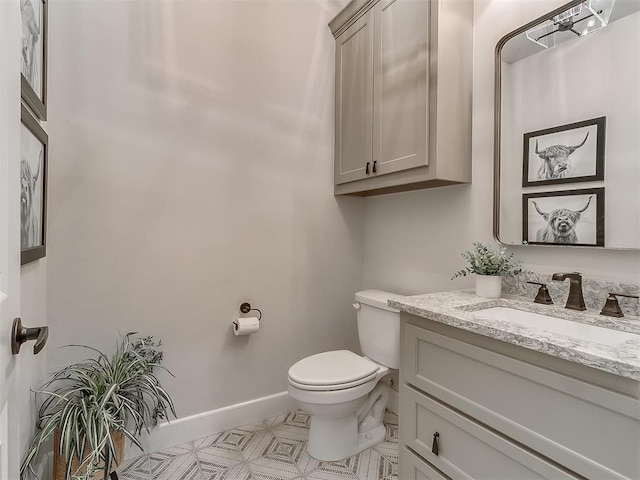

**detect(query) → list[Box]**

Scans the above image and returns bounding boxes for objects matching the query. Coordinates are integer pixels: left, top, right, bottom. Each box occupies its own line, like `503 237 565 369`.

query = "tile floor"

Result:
117 410 398 480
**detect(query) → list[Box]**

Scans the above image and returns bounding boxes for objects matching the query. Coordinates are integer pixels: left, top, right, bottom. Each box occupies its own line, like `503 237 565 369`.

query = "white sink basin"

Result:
473 307 637 347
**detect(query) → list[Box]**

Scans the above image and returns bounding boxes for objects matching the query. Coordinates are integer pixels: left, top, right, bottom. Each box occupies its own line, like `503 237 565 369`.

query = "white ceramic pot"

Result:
475 274 502 298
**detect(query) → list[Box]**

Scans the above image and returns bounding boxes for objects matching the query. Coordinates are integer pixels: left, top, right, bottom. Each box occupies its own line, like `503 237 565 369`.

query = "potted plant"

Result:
452 242 525 298
20 333 176 480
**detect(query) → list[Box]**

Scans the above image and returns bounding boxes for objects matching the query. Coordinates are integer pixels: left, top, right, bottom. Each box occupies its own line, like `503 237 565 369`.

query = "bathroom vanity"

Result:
392 291 640 480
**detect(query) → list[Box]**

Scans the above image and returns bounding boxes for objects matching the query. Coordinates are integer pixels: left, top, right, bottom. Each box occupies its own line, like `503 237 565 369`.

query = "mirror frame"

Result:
491 0 632 249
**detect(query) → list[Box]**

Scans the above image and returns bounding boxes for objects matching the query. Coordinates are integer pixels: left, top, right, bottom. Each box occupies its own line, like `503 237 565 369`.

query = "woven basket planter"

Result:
53 430 124 480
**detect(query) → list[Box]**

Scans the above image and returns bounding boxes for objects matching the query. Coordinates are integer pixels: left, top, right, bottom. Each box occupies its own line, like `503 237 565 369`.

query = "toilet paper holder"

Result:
239 302 262 321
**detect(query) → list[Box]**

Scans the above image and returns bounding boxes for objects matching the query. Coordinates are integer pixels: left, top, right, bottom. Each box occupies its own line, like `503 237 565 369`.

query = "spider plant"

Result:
20 333 176 480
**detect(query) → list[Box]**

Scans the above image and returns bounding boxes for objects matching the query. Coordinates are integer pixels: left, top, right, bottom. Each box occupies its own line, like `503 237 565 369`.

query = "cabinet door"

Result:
374 0 429 176
401 386 580 480
335 11 374 185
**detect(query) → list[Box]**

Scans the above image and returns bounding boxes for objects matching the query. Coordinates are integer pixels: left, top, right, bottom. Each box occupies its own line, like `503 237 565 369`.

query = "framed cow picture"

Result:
522 117 605 187
21 0 48 120
20 105 48 265
522 188 605 247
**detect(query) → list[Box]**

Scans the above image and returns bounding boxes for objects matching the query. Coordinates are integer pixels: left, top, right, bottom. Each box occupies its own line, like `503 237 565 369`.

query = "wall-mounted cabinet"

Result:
330 0 473 196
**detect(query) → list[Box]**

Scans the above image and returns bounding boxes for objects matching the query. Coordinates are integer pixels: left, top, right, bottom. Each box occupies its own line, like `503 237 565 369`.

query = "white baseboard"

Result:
126 388 400 460
126 391 298 459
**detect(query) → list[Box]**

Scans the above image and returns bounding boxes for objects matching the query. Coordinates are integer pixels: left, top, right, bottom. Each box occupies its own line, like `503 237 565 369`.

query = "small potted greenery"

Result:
452 242 525 298
21 333 176 480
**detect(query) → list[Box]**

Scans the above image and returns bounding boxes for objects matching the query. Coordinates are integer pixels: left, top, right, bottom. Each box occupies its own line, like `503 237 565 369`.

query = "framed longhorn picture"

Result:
523 188 605 247
21 105 48 265
21 0 48 120
523 117 605 187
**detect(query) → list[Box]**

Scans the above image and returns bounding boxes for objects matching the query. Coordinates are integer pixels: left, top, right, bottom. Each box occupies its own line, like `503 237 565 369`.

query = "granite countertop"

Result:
389 290 640 381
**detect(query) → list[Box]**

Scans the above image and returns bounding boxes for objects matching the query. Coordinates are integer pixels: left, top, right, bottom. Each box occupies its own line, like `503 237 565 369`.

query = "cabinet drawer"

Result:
403 322 640 480
401 446 450 480
400 386 579 480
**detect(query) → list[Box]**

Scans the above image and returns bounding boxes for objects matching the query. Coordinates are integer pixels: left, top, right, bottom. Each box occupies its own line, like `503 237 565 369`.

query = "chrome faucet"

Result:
552 272 586 311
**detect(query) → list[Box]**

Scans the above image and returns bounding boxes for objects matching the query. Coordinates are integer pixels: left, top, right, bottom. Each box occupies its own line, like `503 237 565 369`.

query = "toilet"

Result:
287 289 400 461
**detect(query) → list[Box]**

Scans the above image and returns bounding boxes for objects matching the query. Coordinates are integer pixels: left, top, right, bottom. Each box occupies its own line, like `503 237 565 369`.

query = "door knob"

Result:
11 318 48 355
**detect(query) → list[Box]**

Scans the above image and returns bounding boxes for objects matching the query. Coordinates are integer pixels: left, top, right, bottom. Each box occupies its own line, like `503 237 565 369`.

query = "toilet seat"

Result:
288 350 380 391
288 370 379 391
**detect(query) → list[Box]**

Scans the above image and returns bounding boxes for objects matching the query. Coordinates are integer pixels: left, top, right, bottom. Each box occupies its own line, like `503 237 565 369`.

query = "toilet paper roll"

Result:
233 317 260 336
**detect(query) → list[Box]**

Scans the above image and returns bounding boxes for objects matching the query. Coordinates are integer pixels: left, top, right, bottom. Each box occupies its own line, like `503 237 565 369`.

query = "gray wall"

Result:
44 0 639 428
46 0 363 419
363 0 640 294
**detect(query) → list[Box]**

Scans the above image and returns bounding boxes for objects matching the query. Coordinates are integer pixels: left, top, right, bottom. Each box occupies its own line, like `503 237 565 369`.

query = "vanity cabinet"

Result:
329 0 473 196
399 315 640 480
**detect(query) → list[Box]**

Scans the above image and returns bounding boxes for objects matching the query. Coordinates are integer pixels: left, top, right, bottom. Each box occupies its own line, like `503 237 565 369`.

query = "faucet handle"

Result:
526 281 553 305
600 293 640 318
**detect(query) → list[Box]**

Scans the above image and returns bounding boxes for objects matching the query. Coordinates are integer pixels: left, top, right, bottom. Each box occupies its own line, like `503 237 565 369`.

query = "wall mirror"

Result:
494 0 640 249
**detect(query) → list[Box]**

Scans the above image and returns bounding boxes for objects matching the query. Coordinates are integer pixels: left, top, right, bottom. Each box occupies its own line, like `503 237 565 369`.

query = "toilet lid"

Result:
288 350 379 388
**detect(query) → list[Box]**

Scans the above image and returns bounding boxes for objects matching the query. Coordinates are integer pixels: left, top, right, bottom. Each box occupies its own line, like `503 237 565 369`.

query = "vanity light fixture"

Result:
525 0 615 49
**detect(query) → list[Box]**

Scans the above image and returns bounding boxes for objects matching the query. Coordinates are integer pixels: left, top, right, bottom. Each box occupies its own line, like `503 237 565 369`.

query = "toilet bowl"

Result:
287 290 400 461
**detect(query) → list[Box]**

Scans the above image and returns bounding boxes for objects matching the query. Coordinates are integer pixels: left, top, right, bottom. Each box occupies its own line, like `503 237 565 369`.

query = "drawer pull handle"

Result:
432 432 439 455
365 162 370 175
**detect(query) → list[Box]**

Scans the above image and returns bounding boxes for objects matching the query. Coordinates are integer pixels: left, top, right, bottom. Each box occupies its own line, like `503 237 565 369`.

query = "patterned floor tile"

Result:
271 417 311 443
236 426 282 462
283 411 311 428
204 462 253 480
384 423 398 444
134 408 398 480
383 410 398 426
193 432 229 451
316 453 366 478
270 411 310 433
306 468 359 479
356 448 396 480
196 443 245 476
373 440 398 464
278 437 320 474
264 412 289 428
117 454 151 480
158 441 196 457
247 455 302 479
271 423 309 443
194 424 262 460
149 451 201 480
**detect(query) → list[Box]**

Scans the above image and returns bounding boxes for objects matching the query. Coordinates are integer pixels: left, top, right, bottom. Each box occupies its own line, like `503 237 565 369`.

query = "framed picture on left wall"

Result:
20 0 47 120
21 105 48 265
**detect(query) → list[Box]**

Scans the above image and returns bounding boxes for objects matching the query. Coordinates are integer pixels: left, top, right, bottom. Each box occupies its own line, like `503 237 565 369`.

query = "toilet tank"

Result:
354 290 401 369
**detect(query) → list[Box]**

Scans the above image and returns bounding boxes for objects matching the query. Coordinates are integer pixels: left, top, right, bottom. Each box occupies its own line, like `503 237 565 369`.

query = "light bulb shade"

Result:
526 0 615 49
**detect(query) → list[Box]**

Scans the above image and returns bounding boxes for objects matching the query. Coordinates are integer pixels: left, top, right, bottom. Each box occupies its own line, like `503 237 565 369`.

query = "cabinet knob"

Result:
432 432 439 455
365 162 370 175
